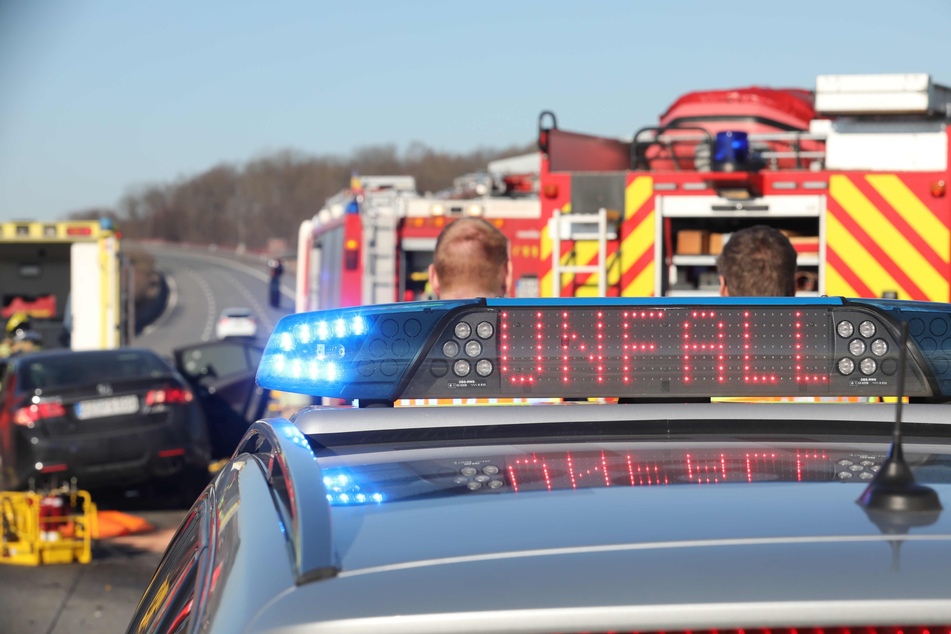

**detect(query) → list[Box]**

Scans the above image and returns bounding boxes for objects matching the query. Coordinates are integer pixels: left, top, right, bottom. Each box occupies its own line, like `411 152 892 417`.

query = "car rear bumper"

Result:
12 419 211 490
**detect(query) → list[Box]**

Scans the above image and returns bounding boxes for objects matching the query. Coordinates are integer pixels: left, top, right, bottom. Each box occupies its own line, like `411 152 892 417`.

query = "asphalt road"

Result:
0 245 298 634
0 500 182 634
133 244 296 358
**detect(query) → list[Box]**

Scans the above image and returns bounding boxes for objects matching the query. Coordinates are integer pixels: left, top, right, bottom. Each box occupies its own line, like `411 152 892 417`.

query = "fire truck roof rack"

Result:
632 125 714 171
633 127 828 172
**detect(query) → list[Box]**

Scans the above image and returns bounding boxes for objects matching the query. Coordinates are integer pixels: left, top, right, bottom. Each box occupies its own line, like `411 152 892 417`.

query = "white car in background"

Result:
215 307 258 340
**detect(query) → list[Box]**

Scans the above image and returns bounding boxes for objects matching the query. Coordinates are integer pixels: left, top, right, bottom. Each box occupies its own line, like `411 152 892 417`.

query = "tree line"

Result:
67 141 534 251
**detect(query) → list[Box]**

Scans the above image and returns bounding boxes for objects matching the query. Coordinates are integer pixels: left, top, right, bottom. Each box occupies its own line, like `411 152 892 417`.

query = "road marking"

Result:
186 270 217 341
218 270 275 331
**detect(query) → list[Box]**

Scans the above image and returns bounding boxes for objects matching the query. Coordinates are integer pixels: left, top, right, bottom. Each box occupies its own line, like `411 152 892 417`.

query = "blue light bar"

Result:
256 300 480 401
257 297 951 403
321 468 385 505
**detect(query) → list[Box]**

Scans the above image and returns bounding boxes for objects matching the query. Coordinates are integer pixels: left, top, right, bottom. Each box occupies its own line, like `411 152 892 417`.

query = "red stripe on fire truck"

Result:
828 174 948 301
825 247 875 298
855 175 949 274
620 176 655 297
540 203 622 297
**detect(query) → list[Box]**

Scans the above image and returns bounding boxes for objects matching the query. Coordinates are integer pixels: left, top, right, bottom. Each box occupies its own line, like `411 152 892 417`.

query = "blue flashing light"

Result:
321 468 386 506
278 422 312 450
258 297 951 403
713 130 750 171
345 199 360 214
256 300 481 399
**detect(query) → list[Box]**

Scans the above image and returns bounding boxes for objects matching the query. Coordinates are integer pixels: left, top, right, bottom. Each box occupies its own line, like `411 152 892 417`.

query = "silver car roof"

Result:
197 404 951 633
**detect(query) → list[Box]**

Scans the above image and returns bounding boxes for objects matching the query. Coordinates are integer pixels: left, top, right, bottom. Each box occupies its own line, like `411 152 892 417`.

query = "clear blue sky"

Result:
1 0 947 221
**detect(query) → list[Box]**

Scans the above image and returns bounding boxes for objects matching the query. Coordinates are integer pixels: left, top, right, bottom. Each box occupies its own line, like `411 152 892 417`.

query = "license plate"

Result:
75 395 140 420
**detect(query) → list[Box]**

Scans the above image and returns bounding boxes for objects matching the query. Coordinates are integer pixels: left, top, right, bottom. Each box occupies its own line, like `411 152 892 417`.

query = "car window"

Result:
179 342 261 386
20 351 171 391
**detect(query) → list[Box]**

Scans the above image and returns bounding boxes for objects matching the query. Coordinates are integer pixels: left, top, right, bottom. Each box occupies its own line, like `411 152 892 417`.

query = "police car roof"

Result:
130 297 951 633
210 404 951 633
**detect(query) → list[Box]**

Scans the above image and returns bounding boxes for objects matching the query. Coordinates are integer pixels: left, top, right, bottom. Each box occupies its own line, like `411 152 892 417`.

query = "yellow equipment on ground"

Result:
0 487 97 565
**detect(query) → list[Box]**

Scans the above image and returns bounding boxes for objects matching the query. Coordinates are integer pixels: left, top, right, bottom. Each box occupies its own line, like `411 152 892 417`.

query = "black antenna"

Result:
856 321 942 512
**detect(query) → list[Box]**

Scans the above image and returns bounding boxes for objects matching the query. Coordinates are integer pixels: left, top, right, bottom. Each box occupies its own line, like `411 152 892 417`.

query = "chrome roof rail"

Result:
237 418 338 584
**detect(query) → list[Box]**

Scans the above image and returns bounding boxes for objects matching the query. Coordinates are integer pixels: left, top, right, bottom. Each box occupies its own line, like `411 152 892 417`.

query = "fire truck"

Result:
296 157 542 312
0 219 124 350
538 72 951 300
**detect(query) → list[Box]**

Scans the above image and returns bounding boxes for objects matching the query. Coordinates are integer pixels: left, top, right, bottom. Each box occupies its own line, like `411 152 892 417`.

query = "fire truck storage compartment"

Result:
658 194 822 297
400 239 436 302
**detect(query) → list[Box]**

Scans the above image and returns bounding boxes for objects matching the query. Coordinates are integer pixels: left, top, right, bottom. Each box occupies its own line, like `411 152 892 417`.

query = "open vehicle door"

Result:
173 339 268 459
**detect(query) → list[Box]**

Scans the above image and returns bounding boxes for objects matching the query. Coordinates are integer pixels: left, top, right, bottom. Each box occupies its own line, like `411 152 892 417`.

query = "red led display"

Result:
504 448 833 493
497 307 832 397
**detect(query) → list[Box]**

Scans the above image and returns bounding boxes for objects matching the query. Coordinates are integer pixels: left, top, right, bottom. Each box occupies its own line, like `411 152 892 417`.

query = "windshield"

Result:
20 350 172 391
311 424 951 506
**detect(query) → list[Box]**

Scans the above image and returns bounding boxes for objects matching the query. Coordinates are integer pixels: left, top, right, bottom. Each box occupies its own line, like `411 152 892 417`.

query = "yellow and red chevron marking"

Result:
827 174 950 301
620 176 655 297
539 177 655 297
539 201 622 297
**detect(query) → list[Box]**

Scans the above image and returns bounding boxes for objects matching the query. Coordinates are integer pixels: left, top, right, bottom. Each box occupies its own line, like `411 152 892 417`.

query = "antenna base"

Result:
856 457 943 513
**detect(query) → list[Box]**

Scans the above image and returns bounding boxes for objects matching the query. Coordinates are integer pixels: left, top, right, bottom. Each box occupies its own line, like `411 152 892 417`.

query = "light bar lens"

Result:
256 300 480 399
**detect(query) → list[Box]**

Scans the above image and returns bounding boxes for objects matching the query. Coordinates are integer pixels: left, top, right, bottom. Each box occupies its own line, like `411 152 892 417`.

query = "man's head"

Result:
429 218 512 299
716 225 797 297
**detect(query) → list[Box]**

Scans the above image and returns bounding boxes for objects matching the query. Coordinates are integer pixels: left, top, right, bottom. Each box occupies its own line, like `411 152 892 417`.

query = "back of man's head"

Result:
430 218 511 299
716 225 797 296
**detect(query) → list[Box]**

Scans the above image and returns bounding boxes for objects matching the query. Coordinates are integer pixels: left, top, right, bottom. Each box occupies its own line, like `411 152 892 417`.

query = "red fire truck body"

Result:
296 166 542 312
538 73 951 301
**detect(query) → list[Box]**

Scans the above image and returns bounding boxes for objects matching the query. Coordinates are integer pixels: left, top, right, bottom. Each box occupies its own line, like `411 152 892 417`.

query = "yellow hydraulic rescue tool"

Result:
0 486 97 566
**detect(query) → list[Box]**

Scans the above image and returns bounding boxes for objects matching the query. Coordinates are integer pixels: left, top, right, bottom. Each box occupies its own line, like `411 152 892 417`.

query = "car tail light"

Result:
146 386 194 405
14 402 66 426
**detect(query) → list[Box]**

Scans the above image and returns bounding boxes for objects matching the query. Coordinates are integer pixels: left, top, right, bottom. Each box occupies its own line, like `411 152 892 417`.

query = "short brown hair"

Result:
432 218 509 298
716 225 797 296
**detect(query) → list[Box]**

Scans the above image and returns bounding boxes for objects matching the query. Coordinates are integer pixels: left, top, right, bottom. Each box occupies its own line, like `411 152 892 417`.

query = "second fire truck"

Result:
296 156 541 312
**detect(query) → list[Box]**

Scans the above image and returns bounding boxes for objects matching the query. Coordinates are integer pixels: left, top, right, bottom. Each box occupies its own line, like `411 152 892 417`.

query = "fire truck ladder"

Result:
363 212 399 305
550 208 611 297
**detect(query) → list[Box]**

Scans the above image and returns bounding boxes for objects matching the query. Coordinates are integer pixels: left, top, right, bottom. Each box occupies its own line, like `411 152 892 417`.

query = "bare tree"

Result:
112 141 534 250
